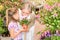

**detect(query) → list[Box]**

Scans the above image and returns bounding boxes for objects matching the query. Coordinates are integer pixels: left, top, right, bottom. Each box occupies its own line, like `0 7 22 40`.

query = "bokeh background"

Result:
0 0 60 40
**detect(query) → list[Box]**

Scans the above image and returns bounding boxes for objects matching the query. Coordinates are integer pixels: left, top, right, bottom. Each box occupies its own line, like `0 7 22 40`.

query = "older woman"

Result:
18 2 35 40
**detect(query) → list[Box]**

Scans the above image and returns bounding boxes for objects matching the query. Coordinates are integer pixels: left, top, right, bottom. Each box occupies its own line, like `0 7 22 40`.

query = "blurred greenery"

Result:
39 4 60 34
46 0 60 5
0 17 8 34
20 19 31 25
0 18 4 34
44 35 60 40
36 0 60 40
0 0 60 37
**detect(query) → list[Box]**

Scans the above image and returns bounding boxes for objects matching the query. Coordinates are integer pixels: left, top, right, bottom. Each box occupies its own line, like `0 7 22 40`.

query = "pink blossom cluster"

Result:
44 3 60 11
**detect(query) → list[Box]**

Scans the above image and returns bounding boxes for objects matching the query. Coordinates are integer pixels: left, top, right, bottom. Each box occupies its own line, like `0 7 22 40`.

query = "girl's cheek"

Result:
13 16 16 20
13 15 15 19
13 14 18 20
16 15 19 20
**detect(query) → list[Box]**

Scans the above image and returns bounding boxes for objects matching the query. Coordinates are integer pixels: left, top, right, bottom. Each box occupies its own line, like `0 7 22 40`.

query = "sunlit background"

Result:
0 0 60 40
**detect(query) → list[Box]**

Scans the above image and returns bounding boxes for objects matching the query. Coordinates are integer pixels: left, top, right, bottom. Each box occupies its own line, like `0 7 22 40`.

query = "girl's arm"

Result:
9 28 26 38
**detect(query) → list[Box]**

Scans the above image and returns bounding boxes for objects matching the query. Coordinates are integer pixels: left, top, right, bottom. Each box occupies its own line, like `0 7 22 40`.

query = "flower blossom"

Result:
44 4 52 11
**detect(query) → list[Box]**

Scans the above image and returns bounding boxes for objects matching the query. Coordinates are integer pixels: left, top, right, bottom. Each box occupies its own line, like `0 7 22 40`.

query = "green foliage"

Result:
46 0 60 5
10 0 18 2
52 35 60 40
0 17 8 34
37 31 41 34
0 18 3 28
44 36 50 40
0 18 5 34
39 4 60 34
0 7 6 16
20 19 31 25
44 35 60 40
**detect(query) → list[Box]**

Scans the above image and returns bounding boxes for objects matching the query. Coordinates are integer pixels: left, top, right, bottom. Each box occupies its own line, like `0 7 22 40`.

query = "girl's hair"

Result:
21 2 32 13
6 7 18 26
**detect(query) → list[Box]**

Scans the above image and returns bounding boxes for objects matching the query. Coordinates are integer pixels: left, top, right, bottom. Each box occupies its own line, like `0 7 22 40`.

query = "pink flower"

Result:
52 3 57 8
44 4 52 11
53 13 58 17
35 14 40 18
20 0 24 2
57 3 60 7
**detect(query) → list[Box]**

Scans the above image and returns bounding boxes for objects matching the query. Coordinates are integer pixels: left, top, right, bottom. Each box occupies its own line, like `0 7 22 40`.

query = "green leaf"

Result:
37 32 41 34
44 37 51 40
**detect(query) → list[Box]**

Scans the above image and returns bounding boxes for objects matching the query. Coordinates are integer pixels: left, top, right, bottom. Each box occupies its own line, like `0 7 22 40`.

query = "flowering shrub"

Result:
44 35 60 40
40 30 60 40
38 2 60 40
45 0 60 5
39 2 60 33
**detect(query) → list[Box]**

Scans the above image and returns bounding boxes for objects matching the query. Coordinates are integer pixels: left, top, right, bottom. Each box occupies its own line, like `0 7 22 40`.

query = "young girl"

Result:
18 2 35 40
7 8 27 40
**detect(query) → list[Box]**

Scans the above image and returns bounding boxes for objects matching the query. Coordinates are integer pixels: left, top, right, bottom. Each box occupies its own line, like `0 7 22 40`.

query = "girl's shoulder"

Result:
8 21 16 31
8 21 15 27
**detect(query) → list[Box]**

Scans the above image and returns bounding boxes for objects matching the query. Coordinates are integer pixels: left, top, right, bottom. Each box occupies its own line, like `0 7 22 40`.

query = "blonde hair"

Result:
21 2 32 13
6 7 18 26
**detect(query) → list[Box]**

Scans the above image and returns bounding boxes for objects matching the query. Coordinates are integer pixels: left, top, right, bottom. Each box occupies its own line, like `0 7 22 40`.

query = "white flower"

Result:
53 13 58 17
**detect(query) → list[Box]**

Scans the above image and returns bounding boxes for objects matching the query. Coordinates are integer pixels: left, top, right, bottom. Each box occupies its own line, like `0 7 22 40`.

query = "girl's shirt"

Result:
8 21 22 40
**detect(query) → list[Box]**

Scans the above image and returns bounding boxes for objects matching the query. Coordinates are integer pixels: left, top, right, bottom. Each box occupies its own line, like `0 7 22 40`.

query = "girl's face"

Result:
13 11 19 21
22 9 31 16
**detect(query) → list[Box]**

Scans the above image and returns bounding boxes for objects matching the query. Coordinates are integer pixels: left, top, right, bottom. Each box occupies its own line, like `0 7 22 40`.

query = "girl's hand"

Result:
22 24 28 29
21 28 28 32
22 24 29 32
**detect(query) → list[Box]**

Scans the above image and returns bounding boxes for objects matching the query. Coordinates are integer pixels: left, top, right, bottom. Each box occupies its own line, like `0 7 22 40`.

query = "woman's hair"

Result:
6 7 18 26
21 2 32 13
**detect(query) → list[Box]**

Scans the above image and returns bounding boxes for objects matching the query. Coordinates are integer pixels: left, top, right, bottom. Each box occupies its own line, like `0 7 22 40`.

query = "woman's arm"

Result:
9 28 26 38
